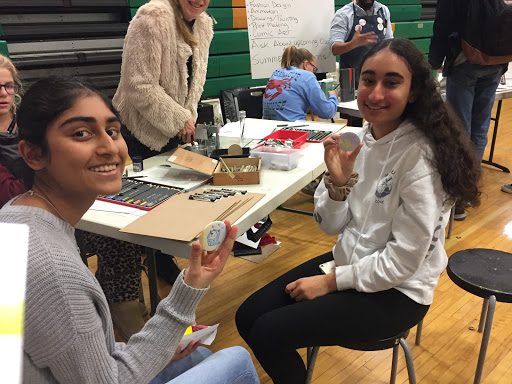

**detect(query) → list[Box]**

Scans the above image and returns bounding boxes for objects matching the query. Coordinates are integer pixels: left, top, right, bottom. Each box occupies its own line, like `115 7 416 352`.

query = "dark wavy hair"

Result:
17 76 119 187
358 38 481 207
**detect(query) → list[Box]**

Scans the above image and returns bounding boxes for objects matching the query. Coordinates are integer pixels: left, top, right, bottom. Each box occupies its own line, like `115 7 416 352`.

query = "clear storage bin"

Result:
250 147 301 171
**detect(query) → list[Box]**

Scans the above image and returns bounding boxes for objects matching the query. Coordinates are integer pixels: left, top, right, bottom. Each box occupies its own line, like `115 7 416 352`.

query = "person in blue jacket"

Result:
262 45 338 122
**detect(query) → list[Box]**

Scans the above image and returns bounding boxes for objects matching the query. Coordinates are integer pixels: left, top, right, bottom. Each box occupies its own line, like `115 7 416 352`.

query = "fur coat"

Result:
113 0 213 151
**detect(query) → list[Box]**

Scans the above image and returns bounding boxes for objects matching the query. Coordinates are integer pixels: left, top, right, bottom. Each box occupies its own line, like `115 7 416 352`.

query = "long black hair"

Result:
358 38 481 208
17 76 119 187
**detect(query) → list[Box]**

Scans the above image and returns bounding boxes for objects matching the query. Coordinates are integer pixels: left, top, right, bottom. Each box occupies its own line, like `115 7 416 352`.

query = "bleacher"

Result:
0 0 439 100
0 1 131 97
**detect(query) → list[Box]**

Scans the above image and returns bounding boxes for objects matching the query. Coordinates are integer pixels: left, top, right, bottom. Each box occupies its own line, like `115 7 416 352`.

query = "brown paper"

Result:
120 188 265 242
167 148 219 175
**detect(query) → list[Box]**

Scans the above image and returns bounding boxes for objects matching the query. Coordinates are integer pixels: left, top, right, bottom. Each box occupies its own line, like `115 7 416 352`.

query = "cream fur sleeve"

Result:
119 7 191 138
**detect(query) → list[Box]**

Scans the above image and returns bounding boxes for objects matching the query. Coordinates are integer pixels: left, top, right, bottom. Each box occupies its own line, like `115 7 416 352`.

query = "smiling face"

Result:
178 0 210 21
39 94 128 199
0 68 15 118
357 49 415 137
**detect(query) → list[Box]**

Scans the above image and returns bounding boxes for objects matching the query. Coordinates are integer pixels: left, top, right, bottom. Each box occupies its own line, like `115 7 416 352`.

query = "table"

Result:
337 99 362 119
77 119 340 313
482 88 512 173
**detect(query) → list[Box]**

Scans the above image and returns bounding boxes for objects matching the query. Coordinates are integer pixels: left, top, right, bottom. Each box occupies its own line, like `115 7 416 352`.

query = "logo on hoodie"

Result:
375 172 393 199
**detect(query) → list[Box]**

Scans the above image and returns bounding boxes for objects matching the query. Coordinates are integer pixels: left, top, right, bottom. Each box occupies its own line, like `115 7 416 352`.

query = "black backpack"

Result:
461 0 512 65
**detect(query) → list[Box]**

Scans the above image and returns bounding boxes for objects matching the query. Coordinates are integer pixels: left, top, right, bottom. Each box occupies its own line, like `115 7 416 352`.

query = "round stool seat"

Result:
447 248 512 303
339 329 410 351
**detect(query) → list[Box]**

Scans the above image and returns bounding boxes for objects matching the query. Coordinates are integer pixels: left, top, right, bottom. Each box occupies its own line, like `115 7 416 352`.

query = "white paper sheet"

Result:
90 200 148 217
179 324 219 350
220 120 276 140
235 227 262 249
138 165 211 191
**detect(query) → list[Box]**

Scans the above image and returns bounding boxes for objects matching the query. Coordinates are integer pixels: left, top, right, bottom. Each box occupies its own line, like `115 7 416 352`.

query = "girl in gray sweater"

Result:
0 77 258 384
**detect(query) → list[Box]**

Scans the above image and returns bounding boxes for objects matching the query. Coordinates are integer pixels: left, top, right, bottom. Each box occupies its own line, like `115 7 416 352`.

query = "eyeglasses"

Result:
306 61 318 74
0 83 18 95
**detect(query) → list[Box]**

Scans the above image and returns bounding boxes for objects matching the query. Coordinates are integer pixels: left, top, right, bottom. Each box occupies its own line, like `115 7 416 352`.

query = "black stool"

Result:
305 320 424 384
447 248 512 384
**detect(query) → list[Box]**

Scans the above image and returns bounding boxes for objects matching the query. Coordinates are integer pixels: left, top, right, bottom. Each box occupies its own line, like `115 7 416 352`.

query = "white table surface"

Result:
76 119 348 259
337 99 363 118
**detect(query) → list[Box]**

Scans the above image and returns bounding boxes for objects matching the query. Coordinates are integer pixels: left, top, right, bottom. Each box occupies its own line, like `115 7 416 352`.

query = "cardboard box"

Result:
213 157 261 186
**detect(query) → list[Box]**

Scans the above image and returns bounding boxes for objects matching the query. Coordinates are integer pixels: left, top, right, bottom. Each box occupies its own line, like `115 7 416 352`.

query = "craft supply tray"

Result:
262 130 308 149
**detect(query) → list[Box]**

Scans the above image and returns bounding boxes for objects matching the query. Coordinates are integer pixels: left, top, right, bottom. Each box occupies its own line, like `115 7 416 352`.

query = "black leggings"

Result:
121 125 179 160
235 252 429 384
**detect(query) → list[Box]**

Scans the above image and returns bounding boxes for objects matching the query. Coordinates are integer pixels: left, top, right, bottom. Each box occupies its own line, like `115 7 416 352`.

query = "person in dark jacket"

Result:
429 0 508 220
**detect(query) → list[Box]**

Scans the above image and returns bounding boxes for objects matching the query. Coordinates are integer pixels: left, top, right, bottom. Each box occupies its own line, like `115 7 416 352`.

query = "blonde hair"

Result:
171 0 198 48
0 54 22 113
280 45 315 69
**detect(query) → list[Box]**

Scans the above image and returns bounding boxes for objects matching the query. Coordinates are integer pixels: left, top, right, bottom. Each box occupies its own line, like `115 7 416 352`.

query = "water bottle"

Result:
239 110 247 139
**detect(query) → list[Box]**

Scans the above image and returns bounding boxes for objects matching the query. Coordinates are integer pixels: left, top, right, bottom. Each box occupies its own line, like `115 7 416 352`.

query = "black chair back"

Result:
235 87 266 119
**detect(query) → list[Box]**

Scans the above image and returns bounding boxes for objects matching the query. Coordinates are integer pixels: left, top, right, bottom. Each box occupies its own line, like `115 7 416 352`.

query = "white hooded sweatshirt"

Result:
314 120 451 305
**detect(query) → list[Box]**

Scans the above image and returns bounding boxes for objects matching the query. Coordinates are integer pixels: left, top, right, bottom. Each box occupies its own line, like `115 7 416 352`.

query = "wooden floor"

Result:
91 99 512 383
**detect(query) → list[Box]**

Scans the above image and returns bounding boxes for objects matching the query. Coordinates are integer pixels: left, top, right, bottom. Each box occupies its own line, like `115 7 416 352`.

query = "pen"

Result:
287 124 309 129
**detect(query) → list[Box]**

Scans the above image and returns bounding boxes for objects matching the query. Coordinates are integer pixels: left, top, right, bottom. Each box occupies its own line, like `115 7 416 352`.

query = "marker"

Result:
189 195 215 202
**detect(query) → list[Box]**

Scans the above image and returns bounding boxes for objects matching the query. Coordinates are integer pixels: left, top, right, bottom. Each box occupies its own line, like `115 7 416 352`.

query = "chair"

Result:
235 87 266 119
305 320 424 384
447 248 512 384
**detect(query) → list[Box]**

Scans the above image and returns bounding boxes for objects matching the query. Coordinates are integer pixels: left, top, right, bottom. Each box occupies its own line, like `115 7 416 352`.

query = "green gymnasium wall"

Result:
112 0 437 98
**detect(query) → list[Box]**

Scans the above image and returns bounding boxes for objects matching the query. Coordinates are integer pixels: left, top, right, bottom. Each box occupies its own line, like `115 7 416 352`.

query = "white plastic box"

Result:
250 147 301 171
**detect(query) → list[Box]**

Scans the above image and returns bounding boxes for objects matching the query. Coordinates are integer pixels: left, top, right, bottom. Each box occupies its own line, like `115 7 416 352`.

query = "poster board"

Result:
0 223 29 384
246 0 336 79
120 188 265 242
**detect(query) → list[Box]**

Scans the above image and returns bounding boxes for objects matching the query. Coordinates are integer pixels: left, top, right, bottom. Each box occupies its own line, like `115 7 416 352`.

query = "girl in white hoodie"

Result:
236 38 481 384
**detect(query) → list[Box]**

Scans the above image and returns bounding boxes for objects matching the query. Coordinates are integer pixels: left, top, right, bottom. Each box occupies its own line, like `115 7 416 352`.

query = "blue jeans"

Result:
150 346 259 384
446 61 503 162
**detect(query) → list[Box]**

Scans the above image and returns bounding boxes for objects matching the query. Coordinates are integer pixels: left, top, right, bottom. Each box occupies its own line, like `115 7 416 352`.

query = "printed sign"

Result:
246 0 336 79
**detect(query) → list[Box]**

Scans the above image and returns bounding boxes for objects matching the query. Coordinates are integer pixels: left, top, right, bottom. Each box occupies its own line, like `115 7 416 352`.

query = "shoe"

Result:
301 180 319 196
501 184 512 194
110 300 146 341
453 206 466 221
155 252 181 285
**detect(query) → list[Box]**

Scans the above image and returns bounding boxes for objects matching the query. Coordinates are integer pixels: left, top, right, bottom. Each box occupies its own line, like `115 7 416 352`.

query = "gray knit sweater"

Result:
0 200 208 383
